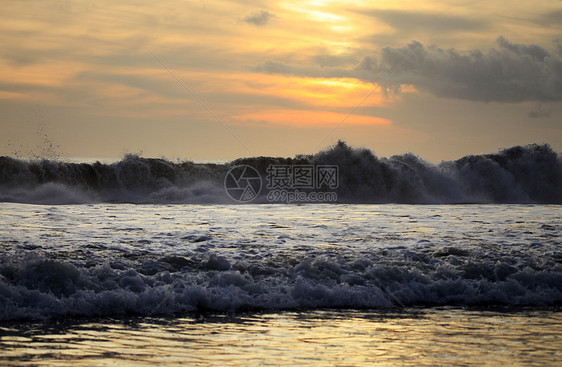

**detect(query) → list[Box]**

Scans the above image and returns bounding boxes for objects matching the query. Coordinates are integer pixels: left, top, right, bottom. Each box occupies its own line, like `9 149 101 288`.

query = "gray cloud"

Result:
553 39 562 56
242 10 275 26
313 53 359 68
256 61 291 74
496 36 549 60
540 9 562 26
253 60 346 79
363 9 488 33
370 37 562 102
74 71 196 100
254 37 562 103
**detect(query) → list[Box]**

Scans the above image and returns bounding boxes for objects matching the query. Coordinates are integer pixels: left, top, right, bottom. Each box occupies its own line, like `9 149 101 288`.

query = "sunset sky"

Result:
1 0 561 162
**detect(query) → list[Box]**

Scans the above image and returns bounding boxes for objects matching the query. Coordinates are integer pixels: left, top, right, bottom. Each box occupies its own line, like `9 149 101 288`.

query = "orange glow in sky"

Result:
233 110 392 127
0 0 560 161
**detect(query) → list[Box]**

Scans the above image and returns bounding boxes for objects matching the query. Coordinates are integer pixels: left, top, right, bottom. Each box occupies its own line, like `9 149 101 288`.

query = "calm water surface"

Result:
1 308 561 366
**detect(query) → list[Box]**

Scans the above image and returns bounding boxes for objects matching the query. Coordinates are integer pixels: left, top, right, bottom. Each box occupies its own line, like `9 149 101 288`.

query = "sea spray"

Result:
0 142 560 204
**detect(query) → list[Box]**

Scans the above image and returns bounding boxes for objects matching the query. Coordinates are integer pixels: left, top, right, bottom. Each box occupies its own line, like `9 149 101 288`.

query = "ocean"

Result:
0 203 560 365
0 143 561 365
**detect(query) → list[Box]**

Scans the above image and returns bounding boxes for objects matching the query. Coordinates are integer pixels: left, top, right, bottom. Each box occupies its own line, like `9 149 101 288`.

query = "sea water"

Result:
0 203 560 365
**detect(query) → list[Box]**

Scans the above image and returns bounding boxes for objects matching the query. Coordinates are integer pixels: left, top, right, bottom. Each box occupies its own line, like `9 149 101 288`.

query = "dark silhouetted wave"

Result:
0 142 560 204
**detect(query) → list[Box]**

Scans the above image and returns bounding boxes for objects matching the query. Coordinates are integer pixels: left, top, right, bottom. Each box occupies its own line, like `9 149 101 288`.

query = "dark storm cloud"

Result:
374 36 562 102
242 10 275 26
362 9 488 32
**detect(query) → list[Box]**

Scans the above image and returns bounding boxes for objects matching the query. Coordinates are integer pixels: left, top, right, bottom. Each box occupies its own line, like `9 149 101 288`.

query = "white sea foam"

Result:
0 203 560 320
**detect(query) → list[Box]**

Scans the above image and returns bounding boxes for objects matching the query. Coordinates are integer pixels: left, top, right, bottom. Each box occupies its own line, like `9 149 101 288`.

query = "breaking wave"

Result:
0 142 560 204
1 243 561 320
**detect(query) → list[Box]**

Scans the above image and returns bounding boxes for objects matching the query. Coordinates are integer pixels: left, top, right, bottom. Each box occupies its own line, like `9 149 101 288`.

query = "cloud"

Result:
313 53 358 68
242 10 275 26
363 9 488 33
254 60 348 79
540 9 562 26
496 36 550 60
553 39 562 56
369 37 562 102
256 61 292 74
232 109 391 127
254 36 562 103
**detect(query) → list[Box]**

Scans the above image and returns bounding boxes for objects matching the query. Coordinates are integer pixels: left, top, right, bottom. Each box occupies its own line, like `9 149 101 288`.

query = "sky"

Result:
1 0 561 162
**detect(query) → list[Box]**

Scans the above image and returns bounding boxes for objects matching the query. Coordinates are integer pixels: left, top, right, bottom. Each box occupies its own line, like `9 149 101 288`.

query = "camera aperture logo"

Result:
224 165 262 202
224 164 338 203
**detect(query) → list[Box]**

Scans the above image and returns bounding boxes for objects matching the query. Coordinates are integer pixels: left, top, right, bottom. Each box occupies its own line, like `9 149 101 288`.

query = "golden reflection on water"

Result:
1 308 561 366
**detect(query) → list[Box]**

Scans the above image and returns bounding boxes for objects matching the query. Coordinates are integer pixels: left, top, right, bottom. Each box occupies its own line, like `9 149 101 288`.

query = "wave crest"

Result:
0 143 560 204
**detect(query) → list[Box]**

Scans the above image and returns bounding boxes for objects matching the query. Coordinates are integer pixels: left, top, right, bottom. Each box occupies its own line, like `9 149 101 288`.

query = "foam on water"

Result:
0 203 560 320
